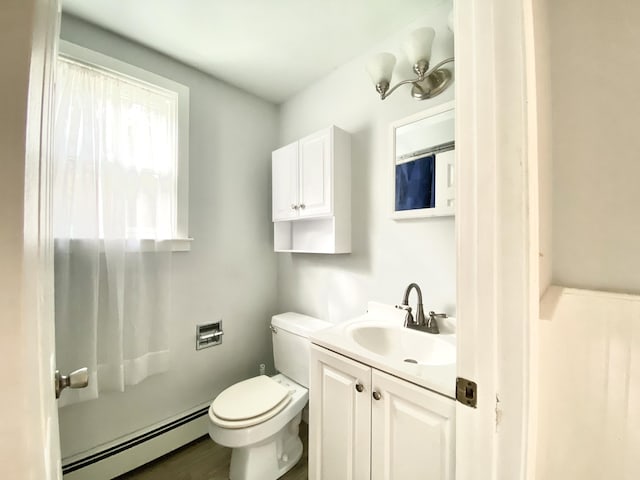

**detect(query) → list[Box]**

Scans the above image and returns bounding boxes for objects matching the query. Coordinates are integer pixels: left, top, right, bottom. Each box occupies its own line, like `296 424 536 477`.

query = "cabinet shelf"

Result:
273 217 350 254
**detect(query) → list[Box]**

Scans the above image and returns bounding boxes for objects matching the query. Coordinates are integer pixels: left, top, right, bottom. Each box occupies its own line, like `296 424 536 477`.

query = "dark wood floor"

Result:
116 422 308 480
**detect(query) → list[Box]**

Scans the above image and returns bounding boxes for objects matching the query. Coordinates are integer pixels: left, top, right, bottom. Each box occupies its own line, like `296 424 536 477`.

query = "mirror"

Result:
391 101 455 219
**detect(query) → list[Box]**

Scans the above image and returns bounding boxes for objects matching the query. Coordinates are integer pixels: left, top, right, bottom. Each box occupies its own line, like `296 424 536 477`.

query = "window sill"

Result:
142 238 193 252
54 238 194 253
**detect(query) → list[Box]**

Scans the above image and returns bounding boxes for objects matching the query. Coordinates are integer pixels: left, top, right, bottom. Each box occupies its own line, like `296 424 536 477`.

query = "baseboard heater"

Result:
62 405 210 479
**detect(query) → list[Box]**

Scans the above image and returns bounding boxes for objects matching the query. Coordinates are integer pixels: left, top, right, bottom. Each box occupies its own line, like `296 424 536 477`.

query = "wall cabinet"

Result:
309 345 456 480
272 126 350 253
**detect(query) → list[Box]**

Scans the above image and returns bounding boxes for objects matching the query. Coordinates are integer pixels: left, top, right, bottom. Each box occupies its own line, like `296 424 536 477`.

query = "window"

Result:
54 41 190 250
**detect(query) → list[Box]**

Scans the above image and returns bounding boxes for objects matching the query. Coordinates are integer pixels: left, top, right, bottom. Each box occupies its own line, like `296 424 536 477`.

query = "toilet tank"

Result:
271 312 331 388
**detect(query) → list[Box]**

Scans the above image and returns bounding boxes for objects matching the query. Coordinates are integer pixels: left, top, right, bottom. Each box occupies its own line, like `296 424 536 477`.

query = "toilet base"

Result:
229 413 304 480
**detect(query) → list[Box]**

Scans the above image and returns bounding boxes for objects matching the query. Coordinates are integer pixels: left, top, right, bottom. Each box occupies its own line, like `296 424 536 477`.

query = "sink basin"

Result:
311 303 458 397
347 324 455 366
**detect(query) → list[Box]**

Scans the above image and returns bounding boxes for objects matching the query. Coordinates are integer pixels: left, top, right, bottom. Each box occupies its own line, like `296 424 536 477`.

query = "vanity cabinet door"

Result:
298 128 332 218
309 344 371 480
272 141 299 221
371 369 456 480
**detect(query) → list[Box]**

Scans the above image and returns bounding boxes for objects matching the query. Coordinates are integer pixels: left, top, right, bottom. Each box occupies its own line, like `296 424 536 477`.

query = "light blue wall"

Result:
58 14 280 457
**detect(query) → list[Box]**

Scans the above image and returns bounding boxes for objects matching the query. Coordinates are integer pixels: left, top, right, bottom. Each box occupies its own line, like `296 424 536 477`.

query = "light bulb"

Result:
403 27 435 65
366 52 396 85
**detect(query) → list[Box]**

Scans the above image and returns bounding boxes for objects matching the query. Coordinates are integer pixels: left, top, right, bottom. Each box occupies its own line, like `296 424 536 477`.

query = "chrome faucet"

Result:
396 283 441 334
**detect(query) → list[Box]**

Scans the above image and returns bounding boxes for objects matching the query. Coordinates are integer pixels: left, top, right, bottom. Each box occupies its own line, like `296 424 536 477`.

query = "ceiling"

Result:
62 0 434 103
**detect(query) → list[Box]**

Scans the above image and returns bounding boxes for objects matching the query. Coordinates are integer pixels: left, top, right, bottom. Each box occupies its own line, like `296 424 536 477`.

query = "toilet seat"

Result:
210 376 292 429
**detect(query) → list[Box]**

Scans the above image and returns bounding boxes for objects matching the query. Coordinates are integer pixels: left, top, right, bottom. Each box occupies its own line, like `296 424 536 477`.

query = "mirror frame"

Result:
390 100 456 219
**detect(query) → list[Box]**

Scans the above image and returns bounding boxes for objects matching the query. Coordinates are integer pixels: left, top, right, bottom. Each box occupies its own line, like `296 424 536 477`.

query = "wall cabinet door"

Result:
370 369 456 480
298 129 332 218
309 345 371 480
272 141 299 221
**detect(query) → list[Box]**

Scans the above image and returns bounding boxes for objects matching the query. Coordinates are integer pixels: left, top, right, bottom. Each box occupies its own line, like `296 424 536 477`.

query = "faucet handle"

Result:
396 304 414 327
429 311 448 320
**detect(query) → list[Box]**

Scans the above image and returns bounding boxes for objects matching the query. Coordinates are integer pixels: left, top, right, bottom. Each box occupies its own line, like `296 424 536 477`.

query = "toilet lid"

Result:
209 395 292 429
212 375 291 421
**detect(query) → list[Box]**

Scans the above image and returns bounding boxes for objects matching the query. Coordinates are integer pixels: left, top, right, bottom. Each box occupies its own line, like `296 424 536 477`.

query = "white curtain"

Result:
53 58 176 406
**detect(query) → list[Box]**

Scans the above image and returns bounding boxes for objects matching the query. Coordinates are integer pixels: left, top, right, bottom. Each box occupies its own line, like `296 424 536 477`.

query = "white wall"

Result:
537 287 640 480
57 15 280 457
550 0 640 294
534 2 640 477
277 0 456 323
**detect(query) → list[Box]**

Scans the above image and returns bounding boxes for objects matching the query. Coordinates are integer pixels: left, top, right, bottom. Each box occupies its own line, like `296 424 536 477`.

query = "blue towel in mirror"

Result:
395 154 436 211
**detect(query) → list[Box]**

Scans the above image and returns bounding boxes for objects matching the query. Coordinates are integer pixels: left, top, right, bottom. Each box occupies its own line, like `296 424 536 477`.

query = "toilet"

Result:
208 312 330 480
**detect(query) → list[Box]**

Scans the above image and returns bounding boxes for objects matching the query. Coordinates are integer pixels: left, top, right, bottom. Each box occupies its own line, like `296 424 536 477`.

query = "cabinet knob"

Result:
291 204 299 210
299 203 306 209
372 391 382 401
355 382 364 393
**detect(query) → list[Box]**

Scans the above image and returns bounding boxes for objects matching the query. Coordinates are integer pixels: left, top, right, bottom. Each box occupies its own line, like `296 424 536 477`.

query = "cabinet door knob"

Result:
291 204 299 210
372 391 382 401
299 203 306 209
355 382 364 393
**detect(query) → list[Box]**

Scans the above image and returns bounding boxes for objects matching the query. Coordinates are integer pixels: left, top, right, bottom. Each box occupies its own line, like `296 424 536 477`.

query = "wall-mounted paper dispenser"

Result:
196 321 223 350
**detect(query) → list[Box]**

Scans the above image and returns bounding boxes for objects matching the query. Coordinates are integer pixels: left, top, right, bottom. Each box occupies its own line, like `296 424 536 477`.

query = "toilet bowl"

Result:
208 312 330 480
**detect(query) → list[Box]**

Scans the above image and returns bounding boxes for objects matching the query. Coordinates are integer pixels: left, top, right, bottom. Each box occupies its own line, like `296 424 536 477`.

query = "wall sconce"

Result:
366 27 454 101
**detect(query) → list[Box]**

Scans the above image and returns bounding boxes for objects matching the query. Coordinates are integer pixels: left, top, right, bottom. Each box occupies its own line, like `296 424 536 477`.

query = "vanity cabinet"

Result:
272 126 351 253
309 344 456 480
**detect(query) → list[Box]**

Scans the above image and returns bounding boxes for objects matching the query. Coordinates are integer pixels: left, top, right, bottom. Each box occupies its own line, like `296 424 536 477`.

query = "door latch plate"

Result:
456 377 477 408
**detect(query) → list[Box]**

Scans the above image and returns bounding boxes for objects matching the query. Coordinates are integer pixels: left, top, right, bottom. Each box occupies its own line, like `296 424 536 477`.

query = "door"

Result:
272 141 299 221
298 128 332 218
2 0 63 478
309 345 371 480
371 370 456 480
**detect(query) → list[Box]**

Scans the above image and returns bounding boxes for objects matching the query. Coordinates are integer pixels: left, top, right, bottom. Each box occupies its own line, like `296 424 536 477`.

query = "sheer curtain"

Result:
53 58 176 406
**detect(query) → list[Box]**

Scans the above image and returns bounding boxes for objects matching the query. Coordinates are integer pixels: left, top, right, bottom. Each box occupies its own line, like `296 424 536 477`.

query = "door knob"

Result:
55 367 89 399
372 390 382 401
355 382 364 392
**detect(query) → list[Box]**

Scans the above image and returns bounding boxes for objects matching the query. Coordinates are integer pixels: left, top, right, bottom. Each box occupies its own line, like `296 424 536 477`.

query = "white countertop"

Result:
310 302 457 399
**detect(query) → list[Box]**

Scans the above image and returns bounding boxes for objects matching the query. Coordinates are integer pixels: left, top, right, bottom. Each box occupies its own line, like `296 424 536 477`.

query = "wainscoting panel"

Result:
537 287 640 480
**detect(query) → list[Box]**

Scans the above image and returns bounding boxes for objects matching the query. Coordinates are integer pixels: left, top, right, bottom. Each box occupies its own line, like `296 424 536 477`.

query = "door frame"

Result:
455 0 538 479
10 0 540 478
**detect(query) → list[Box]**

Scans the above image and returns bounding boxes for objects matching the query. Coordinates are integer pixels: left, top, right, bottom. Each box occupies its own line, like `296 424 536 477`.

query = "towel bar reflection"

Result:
397 140 455 163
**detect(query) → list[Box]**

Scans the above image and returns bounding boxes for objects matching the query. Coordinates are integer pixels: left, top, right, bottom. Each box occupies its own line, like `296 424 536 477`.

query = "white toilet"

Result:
208 312 330 480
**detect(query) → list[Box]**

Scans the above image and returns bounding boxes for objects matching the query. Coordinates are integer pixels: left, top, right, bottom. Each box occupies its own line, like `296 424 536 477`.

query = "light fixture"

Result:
366 27 454 101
